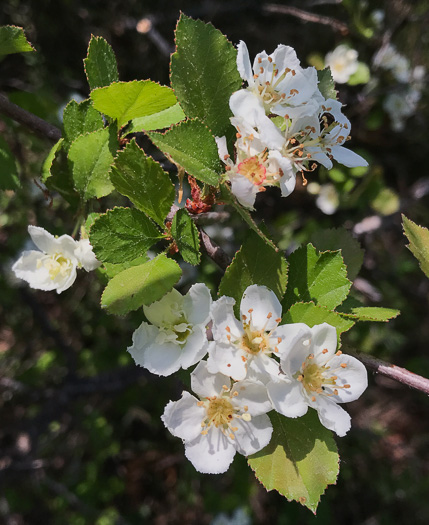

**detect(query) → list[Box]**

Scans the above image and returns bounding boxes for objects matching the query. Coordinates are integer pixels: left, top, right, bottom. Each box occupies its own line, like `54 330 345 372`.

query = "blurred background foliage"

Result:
1 0 429 524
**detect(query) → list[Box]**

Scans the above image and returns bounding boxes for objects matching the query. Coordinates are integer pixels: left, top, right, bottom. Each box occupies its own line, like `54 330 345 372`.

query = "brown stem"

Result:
200 229 232 271
0 92 61 142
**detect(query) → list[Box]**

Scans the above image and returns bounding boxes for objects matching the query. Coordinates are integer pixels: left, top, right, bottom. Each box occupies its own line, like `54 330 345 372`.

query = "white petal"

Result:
191 360 230 398
233 414 272 456
215 135 229 161
237 40 254 86
183 283 212 325
55 266 78 294
13 251 57 291
315 396 351 436
161 392 205 442
208 342 247 381
74 239 101 271
324 354 368 402
229 90 265 125
231 379 272 416
330 145 368 168
240 285 282 332
271 44 300 71
274 323 313 374
247 354 282 384
143 288 183 327
267 379 308 418
185 429 236 474
28 225 58 254
230 175 259 210
210 295 243 343
311 323 338 363
180 326 209 369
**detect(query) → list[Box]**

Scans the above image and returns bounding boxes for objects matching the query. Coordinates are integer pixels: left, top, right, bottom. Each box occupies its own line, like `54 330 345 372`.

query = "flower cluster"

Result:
216 41 368 209
128 284 368 474
12 226 100 294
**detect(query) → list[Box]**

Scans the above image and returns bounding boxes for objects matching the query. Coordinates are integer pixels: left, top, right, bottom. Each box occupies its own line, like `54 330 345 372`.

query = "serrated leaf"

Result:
101 253 181 315
68 126 117 200
283 302 355 337
338 306 400 322
102 255 149 280
248 411 339 513
84 35 119 90
283 244 351 311
126 103 185 133
317 68 337 100
171 14 242 138
219 230 288 316
0 26 34 56
402 215 429 278
90 207 163 264
41 139 63 182
310 228 364 280
0 134 20 190
90 81 178 128
147 120 222 186
63 99 104 148
171 208 200 265
110 139 175 227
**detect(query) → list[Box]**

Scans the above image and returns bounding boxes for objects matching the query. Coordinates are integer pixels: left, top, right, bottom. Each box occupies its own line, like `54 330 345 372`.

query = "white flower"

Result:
325 45 359 84
316 183 339 215
383 89 421 131
128 284 212 376
373 44 411 83
12 226 99 294
267 323 368 436
162 361 273 474
208 285 293 382
232 41 320 121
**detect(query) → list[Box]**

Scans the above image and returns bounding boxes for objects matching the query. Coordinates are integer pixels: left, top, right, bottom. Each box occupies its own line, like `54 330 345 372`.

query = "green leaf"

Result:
0 134 20 190
102 255 149 280
219 231 288 315
171 13 242 138
101 253 182 315
68 126 117 200
317 68 337 100
283 302 355 337
63 99 104 148
147 120 222 186
84 35 119 90
402 215 429 278
348 62 370 86
90 81 178 128
0 26 34 56
126 104 185 133
41 139 63 182
90 207 163 264
248 411 339 513
110 139 175 227
283 244 351 311
310 228 364 280
171 208 201 265
338 306 400 322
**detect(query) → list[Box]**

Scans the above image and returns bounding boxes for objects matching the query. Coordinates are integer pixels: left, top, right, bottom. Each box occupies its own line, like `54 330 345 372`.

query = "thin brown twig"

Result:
0 92 61 142
263 4 349 35
200 229 232 271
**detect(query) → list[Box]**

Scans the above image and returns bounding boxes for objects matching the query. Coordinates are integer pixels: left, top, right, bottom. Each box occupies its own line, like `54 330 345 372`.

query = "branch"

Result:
0 93 61 142
263 4 349 34
200 229 232 271
352 352 429 395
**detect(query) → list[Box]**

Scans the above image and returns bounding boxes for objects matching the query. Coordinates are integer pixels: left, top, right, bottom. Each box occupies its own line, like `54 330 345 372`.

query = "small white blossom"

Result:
267 323 368 436
383 89 421 131
325 45 359 84
373 44 411 83
12 226 99 294
128 284 212 376
162 361 273 474
316 183 340 215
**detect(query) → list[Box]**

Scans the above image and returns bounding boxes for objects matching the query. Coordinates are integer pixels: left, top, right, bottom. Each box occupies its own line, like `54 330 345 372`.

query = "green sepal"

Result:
171 208 201 265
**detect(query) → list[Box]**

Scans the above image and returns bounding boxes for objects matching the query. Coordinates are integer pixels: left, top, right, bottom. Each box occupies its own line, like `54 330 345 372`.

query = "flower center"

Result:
206 397 235 427
39 253 73 280
237 156 267 186
241 326 269 355
156 320 192 345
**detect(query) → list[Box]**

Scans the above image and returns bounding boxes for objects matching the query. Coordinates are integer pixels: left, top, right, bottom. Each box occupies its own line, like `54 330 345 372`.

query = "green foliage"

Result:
310 228 364 280
0 25 34 55
348 62 370 85
126 104 185 133
147 120 222 186
101 253 182 315
402 215 429 278
282 244 351 311
110 139 175 227
219 231 288 315
171 208 201 265
248 411 339 513
84 35 119 90
90 81 178 128
68 126 117 199
338 306 400 322
283 302 355 337
171 14 242 138
62 99 104 148
317 68 337 100
0 134 19 190
89 207 164 264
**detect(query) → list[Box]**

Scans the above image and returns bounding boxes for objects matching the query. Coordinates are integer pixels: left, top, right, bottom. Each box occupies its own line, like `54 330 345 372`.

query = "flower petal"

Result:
315 396 351 436
267 379 308 418
162 392 205 442
324 354 368 402
191 360 230 398
27 225 57 254
233 414 273 456
231 379 272 415
273 323 312 374
237 40 254 86
185 429 236 474
229 90 265 125
230 175 259 210
240 285 282 332
180 326 209 369
207 342 247 381
143 288 183 327
210 295 243 343
310 323 338 363
330 145 368 168
74 239 101 271
183 282 212 326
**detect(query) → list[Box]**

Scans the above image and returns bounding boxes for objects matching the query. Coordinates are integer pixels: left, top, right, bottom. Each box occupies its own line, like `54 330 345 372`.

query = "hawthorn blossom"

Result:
325 45 359 84
12 226 100 294
208 285 291 382
162 361 273 474
128 284 212 376
267 323 368 436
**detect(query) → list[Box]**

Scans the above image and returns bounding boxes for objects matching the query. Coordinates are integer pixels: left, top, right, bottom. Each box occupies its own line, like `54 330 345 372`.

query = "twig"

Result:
352 351 429 395
200 229 232 271
0 93 61 142
263 4 349 34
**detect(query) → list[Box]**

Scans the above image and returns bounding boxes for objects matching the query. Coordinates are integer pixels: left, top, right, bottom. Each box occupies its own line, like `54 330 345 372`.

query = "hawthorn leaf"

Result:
317 68 337 100
171 208 201 265
338 306 400 322
402 215 429 278
84 35 119 90
126 103 185 133
63 99 104 148
0 26 34 56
